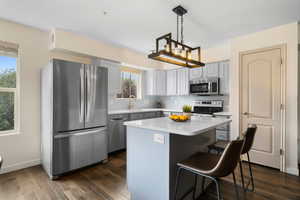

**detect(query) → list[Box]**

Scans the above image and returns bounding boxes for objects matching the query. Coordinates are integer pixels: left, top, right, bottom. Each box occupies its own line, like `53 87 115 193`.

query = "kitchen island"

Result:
124 116 231 200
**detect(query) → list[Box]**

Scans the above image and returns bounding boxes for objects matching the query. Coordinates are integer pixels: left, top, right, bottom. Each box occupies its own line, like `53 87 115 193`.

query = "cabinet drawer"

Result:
143 112 157 119
130 113 145 120
156 111 163 117
109 114 129 121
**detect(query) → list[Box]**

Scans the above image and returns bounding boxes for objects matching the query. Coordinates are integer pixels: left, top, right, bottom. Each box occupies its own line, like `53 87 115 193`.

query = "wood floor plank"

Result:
0 151 299 200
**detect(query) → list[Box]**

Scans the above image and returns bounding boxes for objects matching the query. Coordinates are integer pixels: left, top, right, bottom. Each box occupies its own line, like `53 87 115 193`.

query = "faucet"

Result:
128 95 135 110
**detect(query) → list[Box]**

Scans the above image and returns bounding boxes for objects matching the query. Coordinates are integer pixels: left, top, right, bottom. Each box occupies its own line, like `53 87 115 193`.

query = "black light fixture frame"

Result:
148 5 205 68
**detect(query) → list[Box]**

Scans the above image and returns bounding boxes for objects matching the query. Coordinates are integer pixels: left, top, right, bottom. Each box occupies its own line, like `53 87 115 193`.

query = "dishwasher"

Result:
108 114 129 153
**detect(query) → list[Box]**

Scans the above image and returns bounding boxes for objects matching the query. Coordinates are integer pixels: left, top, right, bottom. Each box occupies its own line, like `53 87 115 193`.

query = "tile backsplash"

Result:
156 95 230 111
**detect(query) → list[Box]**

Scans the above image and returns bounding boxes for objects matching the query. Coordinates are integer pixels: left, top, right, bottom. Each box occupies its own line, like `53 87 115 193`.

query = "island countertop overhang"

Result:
124 116 232 136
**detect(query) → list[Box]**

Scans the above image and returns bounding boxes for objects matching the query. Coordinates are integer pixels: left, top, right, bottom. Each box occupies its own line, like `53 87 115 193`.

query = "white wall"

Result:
230 22 299 175
0 19 49 173
51 29 164 69
163 42 231 70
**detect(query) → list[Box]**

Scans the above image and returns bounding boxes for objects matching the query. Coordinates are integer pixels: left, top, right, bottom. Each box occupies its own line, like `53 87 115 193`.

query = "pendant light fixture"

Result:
148 5 205 68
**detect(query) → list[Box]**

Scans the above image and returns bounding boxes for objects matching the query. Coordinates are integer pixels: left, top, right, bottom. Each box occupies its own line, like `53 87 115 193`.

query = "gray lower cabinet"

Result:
108 111 163 153
215 116 231 141
108 114 129 153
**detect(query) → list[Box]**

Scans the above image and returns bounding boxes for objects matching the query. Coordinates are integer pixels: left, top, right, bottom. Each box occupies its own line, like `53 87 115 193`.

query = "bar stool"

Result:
174 139 245 200
208 125 257 191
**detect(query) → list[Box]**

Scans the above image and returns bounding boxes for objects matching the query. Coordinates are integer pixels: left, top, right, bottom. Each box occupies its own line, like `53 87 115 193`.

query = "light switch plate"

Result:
153 134 165 144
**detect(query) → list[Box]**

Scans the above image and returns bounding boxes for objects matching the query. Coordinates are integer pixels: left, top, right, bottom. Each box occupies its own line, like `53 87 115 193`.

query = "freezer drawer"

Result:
52 128 107 175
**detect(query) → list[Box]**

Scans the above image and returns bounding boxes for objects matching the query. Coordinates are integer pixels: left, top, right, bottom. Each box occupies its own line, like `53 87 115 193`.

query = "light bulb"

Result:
187 52 192 59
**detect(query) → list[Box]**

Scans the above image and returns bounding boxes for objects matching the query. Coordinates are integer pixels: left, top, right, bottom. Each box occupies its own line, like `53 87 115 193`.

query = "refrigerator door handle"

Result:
85 65 90 122
79 65 84 123
54 127 107 139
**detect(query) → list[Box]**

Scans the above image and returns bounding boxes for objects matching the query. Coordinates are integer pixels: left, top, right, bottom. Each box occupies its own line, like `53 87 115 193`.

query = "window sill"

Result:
115 98 142 100
0 130 20 137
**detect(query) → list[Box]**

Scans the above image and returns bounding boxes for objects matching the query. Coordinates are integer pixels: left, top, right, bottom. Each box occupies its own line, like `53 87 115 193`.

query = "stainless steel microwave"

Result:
189 77 219 95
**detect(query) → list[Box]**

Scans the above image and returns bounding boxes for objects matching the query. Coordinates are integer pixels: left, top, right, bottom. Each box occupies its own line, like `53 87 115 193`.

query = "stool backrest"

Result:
241 124 257 154
209 139 245 177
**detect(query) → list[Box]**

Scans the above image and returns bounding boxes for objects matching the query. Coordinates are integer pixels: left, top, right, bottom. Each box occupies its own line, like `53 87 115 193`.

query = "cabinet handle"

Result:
243 112 249 115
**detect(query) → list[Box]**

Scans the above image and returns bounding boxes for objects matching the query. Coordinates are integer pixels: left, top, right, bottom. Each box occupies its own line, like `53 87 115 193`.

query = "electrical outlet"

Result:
153 134 165 144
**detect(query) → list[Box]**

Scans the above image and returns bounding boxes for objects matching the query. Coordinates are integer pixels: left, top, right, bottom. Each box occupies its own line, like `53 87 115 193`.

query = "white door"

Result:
241 48 282 169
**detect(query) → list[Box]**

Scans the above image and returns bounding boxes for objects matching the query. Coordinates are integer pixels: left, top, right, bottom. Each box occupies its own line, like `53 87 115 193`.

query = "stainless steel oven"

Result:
189 77 219 95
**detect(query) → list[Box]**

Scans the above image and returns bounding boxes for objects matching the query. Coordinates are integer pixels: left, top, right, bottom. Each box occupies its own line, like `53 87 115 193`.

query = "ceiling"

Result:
0 0 299 53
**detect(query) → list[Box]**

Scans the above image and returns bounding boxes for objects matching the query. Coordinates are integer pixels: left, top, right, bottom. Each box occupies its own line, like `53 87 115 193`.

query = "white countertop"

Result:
213 112 232 116
124 116 231 136
108 108 182 115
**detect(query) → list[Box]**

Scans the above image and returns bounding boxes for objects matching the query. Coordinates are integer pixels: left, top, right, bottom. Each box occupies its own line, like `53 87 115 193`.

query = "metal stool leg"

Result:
174 167 183 200
212 177 222 200
201 177 206 192
192 174 198 200
239 161 245 190
232 171 240 200
247 152 255 192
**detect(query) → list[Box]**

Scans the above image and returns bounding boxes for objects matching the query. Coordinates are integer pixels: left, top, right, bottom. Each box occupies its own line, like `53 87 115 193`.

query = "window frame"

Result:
0 50 19 136
117 66 142 100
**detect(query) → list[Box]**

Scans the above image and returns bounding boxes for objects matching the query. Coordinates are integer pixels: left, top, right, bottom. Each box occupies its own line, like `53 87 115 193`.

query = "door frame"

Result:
239 44 286 172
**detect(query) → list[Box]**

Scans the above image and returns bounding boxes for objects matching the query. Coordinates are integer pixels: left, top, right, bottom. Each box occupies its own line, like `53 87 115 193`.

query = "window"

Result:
117 67 142 99
0 41 18 134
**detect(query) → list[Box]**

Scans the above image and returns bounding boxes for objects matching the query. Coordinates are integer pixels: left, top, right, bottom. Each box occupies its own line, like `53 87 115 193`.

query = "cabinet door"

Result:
166 70 177 95
93 59 121 96
147 70 166 96
189 67 202 80
203 62 219 77
157 71 166 96
177 68 189 95
146 70 156 95
219 60 230 95
108 114 128 153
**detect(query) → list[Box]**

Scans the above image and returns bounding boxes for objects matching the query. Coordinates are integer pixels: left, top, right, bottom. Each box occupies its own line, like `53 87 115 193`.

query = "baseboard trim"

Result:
0 159 41 174
286 167 299 176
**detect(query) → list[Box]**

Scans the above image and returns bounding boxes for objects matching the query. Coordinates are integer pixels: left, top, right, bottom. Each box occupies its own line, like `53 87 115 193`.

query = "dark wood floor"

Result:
0 151 299 200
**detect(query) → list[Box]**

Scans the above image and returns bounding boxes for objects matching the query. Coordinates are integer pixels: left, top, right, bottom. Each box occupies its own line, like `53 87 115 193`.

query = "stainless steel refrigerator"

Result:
41 59 108 179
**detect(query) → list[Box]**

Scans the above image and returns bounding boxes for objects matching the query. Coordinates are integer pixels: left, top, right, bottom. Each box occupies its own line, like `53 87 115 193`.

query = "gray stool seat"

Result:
208 125 257 192
178 152 221 175
174 139 245 200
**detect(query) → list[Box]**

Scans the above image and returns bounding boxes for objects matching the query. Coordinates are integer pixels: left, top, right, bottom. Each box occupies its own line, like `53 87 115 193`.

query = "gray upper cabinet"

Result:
202 62 219 77
219 60 230 95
